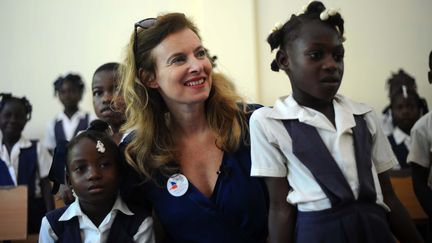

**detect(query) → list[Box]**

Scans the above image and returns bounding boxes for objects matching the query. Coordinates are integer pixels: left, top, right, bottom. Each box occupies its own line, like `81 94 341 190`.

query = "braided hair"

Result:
53 73 85 96
267 1 345 72
389 86 422 110
66 119 120 171
0 93 33 121
386 69 416 98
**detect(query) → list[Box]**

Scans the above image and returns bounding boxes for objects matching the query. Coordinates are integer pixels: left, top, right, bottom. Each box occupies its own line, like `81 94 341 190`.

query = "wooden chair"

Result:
390 171 430 242
0 186 28 241
390 173 428 220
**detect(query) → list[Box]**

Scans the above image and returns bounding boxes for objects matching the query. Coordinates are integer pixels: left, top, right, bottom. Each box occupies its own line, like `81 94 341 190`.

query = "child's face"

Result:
58 80 82 110
92 70 125 128
66 137 119 205
284 20 344 103
0 100 27 139
391 95 421 133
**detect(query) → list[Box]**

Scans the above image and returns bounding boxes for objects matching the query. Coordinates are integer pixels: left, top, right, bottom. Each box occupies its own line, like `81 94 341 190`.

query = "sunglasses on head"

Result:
134 18 157 57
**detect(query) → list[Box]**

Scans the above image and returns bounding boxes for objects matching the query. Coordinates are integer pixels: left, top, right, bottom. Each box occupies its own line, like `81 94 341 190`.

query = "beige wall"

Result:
1 0 431 141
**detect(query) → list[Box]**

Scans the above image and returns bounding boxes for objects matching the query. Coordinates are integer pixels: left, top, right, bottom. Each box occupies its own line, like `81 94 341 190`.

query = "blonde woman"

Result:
119 13 268 243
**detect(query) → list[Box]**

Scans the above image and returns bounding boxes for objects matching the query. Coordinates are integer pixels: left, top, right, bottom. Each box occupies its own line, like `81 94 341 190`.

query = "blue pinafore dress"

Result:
54 113 89 145
45 204 149 243
0 140 47 234
283 115 396 243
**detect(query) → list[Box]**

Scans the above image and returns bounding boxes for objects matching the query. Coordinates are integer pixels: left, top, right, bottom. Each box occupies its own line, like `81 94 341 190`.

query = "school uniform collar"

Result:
392 127 410 146
59 194 133 222
0 135 33 149
55 110 87 122
268 94 372 132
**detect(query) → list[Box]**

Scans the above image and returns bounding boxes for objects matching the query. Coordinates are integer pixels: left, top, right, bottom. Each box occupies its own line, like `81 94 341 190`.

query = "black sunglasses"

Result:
134 18 157 57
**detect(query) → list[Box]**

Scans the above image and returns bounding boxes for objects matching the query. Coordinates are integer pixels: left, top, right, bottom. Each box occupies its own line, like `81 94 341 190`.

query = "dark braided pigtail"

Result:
386 69 416 98
0 93 33 121
53 73 85 96
267 1 345 72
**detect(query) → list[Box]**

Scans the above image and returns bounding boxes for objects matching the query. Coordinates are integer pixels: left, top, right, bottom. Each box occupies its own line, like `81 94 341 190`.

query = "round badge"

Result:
167 173 189 197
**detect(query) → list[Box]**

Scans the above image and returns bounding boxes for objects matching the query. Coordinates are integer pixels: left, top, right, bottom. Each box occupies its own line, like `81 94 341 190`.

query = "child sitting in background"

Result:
387 86 422 170
408 50 432 219
44 73 92 153
381 69 428 136
39 120 154 243
45 73 93 205
0 93 54 234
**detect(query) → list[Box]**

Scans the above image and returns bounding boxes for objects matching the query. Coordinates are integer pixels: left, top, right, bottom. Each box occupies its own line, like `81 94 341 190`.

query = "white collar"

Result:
1 135 33 149
59 194 133 222
392 127 410 145
55 110 87 122
268 94 371 120
267 94 372 132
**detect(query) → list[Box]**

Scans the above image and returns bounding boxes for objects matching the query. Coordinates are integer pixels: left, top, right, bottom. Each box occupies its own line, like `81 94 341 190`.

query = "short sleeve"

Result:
250 109 287 177
38 216 58 243
366 110 398 173
407 115 432 168
38 142 53 178
133 217 155 243
44 120 56 151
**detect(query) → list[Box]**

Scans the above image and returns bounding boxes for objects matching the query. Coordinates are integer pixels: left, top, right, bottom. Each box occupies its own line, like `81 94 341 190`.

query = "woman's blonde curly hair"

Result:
119 12 248 181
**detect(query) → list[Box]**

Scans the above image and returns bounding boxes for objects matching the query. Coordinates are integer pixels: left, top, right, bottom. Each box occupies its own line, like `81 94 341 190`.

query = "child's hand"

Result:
58 184 75 205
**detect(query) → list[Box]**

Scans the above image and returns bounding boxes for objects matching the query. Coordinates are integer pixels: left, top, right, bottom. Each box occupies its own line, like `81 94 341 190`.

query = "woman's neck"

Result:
168 103 209 137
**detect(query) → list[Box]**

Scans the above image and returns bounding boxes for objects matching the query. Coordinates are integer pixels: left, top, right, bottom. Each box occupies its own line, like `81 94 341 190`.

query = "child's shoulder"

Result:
250 95 304 122
45 205 69 222
249 105 273 122
335 94 372 115
412 111 432 131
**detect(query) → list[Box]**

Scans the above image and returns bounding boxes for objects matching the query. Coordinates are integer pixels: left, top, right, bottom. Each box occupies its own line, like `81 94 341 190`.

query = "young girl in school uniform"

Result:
0 93 54 234
39 120 154 243
44 73 92 153
381 70 428 136
387 86 422 170
250 2 423 243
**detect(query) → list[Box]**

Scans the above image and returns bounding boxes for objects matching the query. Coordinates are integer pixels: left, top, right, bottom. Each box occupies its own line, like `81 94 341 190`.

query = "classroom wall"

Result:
1 0 431 141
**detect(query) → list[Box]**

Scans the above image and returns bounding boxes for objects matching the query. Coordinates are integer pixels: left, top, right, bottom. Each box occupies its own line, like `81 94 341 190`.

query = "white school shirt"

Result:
392 127 411 149
0 134 52 197
43 110 93 150
390 127 411 170
407 111 432 188
39 195 155 243
380 109 394 136
250 94 397 212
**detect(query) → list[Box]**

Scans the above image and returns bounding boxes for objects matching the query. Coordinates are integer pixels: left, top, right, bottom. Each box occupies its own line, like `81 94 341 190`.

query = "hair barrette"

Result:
402 85 408 98
297 1 315 15
271 22 283 34
96 140 106 153
320 8 339 21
